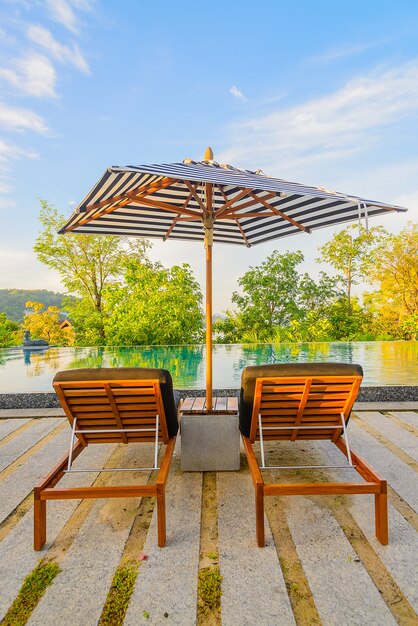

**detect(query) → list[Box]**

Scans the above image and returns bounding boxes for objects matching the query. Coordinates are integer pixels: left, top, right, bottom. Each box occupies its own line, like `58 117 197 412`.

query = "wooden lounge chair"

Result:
34 368 179 550
239 363 388 547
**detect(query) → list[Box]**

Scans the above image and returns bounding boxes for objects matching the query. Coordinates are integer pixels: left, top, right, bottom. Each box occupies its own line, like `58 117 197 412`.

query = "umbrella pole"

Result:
205 239 213 411
204 173 214 412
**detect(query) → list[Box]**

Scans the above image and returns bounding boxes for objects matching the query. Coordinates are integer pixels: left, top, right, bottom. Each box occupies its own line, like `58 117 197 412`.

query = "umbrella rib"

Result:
130 194 202 219
234 218 251 247
214 187 254 218
183 180 207 214
248 191 311 233
219 193 278 216
85 177 176 211
163 184 202 240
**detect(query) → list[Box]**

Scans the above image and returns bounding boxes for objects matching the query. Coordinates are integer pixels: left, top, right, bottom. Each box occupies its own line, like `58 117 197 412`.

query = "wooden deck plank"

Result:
192 397 206 412
180 397 195 412
215 397 227 411
227 396 238 412
181 396 238 415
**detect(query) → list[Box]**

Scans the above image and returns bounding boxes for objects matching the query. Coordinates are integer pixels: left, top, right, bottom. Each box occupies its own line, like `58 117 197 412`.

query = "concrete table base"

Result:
180 414 240 471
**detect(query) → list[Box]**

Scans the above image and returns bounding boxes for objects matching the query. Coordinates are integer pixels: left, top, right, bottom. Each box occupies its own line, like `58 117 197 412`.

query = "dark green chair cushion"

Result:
238 362 363 437
53 367 179 437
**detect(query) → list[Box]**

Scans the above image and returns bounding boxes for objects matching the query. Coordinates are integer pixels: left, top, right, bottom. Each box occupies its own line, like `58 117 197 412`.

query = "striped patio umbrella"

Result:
60 147 407 410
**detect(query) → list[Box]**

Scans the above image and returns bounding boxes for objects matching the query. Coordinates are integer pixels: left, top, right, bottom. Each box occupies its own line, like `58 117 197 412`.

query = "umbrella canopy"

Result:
60 148 407 409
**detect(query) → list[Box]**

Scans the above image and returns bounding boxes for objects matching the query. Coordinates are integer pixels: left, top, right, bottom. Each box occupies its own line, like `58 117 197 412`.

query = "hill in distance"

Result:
0 289 74 322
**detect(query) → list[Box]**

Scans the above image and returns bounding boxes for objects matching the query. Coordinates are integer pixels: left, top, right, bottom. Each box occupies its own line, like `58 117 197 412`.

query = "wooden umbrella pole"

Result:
204 168 214 412
205 238 213 411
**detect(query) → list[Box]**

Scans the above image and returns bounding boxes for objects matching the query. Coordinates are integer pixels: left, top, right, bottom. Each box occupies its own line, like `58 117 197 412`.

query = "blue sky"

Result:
0 0 417 312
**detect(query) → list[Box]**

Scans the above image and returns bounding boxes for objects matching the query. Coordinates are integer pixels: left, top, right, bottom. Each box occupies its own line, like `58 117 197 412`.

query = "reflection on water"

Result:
0 342 417 392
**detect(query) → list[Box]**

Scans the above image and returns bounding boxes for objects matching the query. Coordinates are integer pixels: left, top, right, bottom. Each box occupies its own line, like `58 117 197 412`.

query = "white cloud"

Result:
0 139 38 160
45 0 79 33
0 101 48 133
0 180 12 194
27 25 90 74
230 85 246 101
0 198 16 210
307 40 385 65
220 61 418 172
0 52 57 98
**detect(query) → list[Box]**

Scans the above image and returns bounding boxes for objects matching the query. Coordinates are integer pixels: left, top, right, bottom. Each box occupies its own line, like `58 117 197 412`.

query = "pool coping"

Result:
1 385 418 409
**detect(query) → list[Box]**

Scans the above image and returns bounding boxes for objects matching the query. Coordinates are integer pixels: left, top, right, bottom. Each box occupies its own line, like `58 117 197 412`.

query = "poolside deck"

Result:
0 403 417 625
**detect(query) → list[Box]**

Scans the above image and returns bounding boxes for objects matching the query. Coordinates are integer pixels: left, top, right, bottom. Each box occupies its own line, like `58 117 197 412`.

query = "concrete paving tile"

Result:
124 445 202 626
354 412 418 462
354 403 418 411
349 422 418 512
0 418 65 472
389 411 418 429
298 440 418 614
285 496 396 626
0 425 69 524
0 409 61 418
217 469 295 626
0 417 31 439
28 443 156 626
349 495 418 613
0 443 114 621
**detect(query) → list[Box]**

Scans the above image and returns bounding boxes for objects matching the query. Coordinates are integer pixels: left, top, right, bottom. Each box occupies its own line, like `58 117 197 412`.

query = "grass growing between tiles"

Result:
197 566 222 619
2 560 60 626
98 559 139 626
197 472 222 625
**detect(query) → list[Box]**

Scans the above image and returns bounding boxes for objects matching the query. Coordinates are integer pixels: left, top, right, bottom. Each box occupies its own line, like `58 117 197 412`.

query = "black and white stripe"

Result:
61 161 407 245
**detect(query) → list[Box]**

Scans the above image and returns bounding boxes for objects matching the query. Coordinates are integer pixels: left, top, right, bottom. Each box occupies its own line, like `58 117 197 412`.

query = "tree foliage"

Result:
231 251 304 341
0 313 22 347
34 200 150 344
104 259 204 345
215 251 342 343
23 301 74 345
317 225 384 313
364 222 418 338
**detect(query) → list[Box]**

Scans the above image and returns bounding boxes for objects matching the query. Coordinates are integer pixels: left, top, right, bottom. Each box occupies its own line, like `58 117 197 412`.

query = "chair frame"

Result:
242 375 388 547
34 379 176 550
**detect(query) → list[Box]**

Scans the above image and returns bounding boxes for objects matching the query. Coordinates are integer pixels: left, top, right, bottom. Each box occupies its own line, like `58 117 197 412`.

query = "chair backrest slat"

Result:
249 375 362 443
54 379 169 444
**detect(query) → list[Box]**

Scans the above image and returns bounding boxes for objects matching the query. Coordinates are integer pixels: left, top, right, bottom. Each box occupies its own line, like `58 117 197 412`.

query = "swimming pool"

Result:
0 342 417 393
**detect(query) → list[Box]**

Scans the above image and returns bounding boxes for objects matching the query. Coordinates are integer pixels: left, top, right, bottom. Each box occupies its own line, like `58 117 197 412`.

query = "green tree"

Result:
326 296 372 341
34 200 150 344
0 312 22 347
369 223 418 316
23 301 73 345
317 225 384 314
231 250 304 341
103 259 204 345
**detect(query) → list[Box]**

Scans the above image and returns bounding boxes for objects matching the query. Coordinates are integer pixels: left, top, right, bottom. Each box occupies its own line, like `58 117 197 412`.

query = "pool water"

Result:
0 342 417 393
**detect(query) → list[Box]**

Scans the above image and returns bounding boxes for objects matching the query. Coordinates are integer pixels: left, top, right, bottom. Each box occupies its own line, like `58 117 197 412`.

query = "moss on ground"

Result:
2 560 60 626
98 560 138 626
197 565 222 618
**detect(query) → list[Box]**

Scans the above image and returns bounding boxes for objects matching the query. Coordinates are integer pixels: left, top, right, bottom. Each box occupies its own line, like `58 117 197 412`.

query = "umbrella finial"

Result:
203 146 214 161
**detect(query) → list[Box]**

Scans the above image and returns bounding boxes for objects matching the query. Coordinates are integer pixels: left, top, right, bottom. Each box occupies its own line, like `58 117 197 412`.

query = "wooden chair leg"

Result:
157 489 166 547
34 493 46 551
256 485 265 547
375 488 388 545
